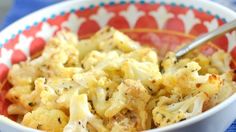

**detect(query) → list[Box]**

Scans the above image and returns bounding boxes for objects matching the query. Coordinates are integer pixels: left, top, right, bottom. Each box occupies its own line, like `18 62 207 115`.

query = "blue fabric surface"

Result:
0 0 236 131
0 0 61 30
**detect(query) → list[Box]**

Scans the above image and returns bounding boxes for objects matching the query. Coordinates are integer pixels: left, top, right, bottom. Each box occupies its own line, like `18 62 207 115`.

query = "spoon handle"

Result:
175 19 236 58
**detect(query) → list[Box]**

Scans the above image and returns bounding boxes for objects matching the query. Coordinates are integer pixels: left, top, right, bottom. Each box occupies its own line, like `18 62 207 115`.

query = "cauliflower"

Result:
7 104 28 115
161 52 177 73
52 30 80 67
105 79 151 130
94 50 124 71
39 51 82 78
39 77 82 109
7 78 45 111
82 50 124 72
109 113 138 132
31 30 82 78
64 94 92 132
125 47 159 64
92 27 117 52
91 88 109 117
6 85 32 104
196 74 222 97
121 59 162 93
81 50 106 71
95 27 140 52
64 94 107 132
210 50 231 73
40 89 58 110
111 30 141 52
73 70 106 91
42 30 79 57
162 61 222 97
6 27 236 131
192 54 219 74
76 39 98 60
207 71 236 108
8 60 40 86
111 120 135 132
56 88 79 109
21 107 68 132
152 93 208 127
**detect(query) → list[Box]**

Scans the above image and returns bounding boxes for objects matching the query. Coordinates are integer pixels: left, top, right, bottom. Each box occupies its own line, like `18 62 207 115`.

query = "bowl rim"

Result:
0 0 236 131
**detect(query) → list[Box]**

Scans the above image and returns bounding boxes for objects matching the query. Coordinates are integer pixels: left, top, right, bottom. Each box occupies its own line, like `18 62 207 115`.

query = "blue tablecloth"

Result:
0 0 236 131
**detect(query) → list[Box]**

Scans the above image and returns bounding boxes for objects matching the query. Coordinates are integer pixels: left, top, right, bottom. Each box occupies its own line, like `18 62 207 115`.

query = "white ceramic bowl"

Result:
0 0 236 132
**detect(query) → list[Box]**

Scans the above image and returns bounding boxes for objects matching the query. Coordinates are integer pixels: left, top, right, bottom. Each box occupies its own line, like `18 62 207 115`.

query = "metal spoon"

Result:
175 19 236 58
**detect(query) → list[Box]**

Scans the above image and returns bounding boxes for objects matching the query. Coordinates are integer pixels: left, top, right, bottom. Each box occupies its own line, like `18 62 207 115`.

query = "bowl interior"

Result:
0 0 236 130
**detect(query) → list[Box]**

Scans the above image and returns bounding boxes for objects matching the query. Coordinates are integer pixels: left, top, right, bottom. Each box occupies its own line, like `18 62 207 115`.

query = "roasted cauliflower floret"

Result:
208 71 236 108
111 30 141 52
95 27 140 52
33 31 82 78
7 78 45 111
81 50 106 70
39 77 83 109
125 48 159 64
162 61 222 97
105 79 151 130
39 51 82 78
108 111 138 132
6 85 32 105
64 94 92 132
111 119 136 132
91 88 109 117
64 94 107 132
152 93 208 127
121 59 162 93
53 30 80 67
161 52 177 73
94 50 124 71
8 60 40 86
7 104 29 115
192 54 219 74
210 50 231 73
42 30 79 57
21 107 68 132
73 70 106 91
